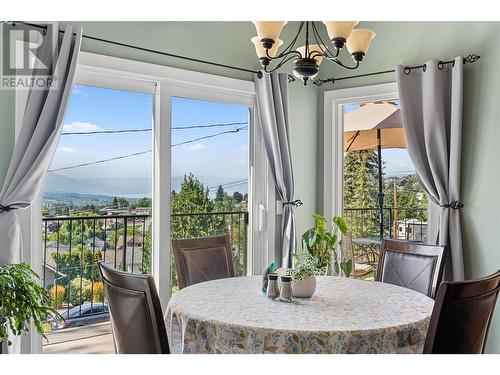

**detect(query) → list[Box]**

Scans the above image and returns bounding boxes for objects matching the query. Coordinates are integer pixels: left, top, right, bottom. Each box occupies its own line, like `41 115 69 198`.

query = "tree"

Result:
68 277 93 306
233 191 243 203
51 245 102 286
132 197 151 208
170 174 214 239
343 150 380 237
215 185 225 202
388 174 428 222
141 223 152 275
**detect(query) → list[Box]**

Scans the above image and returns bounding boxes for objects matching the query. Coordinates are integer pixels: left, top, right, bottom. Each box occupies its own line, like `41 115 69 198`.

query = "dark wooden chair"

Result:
98 262 169 354
377 239 446 298
424 270 500 353
172 235 234 289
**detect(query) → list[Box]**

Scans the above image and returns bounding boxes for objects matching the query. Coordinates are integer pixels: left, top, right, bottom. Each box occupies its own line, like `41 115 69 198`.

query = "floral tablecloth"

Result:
165 276 434 354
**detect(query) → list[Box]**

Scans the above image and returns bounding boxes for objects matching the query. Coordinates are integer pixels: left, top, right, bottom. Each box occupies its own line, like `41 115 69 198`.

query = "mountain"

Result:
44 173 248 198
43 174 151 197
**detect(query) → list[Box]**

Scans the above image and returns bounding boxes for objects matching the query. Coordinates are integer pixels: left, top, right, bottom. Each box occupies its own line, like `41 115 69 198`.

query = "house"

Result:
396 218 428 241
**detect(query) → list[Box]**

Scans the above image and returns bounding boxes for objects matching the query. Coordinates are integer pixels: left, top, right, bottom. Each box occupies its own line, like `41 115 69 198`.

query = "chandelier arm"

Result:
328 58 360 70
271 54 302 71
309 50 326 60
266 49 302 61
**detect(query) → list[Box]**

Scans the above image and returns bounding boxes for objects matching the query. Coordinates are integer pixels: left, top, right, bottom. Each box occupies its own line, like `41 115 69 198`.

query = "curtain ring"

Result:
422 64 427 72
404 67 411 75
438 61 444 70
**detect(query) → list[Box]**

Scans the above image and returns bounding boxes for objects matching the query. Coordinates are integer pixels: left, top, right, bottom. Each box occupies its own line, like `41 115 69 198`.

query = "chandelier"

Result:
251 21 375 85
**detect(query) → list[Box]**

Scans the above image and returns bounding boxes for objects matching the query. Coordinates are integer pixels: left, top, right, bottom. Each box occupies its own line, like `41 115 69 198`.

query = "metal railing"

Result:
42 214 150 321
344 207 428 242
343 207 428 280
42 211 249 320
170 211 249 292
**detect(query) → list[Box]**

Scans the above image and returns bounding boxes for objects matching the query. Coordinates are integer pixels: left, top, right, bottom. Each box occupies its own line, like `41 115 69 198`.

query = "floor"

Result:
43 321 114 354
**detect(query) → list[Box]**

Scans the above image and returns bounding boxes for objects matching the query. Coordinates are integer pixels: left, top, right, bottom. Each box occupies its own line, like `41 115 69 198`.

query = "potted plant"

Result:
301 214 352 277
0 263 60 353
286 255 320 298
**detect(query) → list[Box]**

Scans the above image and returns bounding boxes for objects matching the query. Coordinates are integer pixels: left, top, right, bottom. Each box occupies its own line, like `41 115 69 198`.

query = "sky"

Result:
48 85 413 198
49 85 249 195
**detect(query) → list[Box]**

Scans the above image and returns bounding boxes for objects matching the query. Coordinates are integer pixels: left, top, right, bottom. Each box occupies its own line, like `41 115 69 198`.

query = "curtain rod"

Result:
7 21 263 77
6 22 480 86
311 54 481 86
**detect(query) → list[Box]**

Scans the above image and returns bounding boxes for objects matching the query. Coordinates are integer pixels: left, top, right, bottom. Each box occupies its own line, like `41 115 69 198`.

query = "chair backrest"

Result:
98 262 169 354
377 239 446 298
424 270 500 354
172 235 234 289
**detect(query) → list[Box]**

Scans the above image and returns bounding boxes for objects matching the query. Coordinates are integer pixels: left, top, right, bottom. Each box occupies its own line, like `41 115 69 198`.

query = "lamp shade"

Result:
322 21 359 40
251 36 283 58
252 21 287 41
296 44 326 65
346 29 376 54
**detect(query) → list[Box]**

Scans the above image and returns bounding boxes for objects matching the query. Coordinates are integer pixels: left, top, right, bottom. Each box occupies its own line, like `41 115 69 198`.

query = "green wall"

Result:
317 21 500 353
1 21 499 352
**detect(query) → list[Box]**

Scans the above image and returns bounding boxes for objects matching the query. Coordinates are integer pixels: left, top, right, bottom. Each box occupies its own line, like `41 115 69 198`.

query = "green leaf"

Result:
340 259 353 277
332 216 348 235
334 261 340 275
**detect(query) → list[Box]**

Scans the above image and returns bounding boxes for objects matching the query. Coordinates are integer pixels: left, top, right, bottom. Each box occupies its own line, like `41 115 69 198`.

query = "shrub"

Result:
92 281 104 302
49 284 66 308
68 277 92 306
0 263 59 345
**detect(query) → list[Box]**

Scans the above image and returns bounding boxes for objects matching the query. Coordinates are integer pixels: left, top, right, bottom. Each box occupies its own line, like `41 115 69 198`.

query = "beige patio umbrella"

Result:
344 101 406 151
343 101 407 238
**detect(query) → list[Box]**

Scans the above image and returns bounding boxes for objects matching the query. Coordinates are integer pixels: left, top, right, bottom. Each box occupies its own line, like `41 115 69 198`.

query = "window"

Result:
324 84 428 280
39 79 155 353
18 51 275 353
169 96 250 294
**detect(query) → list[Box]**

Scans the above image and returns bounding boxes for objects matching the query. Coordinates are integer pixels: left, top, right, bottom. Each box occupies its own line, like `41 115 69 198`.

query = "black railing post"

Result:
123 218 128 271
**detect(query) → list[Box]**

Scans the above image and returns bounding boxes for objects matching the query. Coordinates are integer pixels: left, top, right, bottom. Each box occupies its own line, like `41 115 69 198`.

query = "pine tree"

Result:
215 185 225 202
343 150 380 237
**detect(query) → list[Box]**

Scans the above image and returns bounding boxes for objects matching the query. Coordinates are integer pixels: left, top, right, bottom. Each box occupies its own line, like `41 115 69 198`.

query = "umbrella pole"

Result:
377 129 384 239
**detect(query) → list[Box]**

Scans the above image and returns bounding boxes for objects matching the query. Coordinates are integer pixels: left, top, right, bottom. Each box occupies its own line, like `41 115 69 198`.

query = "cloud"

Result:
187 143 204 151
72 87 90 98
58 146 76 154
62 121 101 133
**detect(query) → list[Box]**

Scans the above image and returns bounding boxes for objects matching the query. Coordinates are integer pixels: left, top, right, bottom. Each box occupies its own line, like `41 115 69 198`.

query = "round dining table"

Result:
164 276 434 354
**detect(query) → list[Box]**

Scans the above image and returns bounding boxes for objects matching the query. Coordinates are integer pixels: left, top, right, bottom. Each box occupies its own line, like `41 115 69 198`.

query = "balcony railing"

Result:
344 207 428 242
42 211 248 320
343 207 427 279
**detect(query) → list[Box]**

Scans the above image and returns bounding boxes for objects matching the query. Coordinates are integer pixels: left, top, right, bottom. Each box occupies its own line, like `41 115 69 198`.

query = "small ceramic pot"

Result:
291 275 316 298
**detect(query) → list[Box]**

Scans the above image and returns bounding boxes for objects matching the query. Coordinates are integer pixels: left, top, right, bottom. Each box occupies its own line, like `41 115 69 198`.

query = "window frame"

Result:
322 82 399 221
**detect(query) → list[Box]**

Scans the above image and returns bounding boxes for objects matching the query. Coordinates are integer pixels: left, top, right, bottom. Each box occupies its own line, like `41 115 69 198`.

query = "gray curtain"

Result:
0 24 81 353
396 57 464 280
254 72 298 268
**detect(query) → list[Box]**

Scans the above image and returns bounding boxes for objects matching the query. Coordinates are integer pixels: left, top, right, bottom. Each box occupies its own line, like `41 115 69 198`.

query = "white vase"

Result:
291 275 317 298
